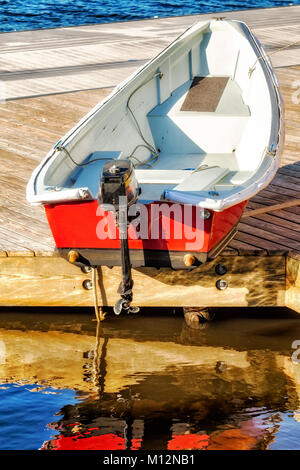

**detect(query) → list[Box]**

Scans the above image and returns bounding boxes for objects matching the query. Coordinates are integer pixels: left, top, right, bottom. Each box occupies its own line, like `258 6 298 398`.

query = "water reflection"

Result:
0 309 300 450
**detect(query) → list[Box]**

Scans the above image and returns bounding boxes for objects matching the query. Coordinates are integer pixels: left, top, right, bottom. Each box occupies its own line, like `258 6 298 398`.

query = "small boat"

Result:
27 19 283 313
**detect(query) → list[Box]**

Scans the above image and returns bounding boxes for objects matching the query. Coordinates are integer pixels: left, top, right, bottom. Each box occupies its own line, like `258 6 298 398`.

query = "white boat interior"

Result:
27 19 283 211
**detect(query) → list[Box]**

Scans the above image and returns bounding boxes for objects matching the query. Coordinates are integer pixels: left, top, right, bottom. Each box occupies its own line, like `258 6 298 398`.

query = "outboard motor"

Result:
98 160 140 315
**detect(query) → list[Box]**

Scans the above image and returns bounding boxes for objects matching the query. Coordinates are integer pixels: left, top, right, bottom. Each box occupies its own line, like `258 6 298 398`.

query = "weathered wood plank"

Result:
269 176 300 193
239 217 300 243
0 241 34 257
228 238 266 255
278 167 300 178
1 5 299 99
243 212 300 233
0 207 52 240
243 200 300 218
0 224 51 251
238 222 300 251
233 231 290 253
0 255 286 307
249 197 300 217
252 190 300 207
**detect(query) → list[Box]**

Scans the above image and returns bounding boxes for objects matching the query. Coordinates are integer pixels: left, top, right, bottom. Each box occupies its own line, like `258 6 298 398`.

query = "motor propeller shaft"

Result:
98 159 140 316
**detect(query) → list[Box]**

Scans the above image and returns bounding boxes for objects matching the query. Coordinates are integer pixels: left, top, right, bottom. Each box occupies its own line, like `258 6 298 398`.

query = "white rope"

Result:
249 40 300 76
126 72 161 168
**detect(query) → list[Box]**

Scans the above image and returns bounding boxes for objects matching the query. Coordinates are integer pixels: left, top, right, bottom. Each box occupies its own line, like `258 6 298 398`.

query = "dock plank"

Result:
246 201 300 225
238 219 300 244
233 231 290 253
245 212 300 232
0 6 299 100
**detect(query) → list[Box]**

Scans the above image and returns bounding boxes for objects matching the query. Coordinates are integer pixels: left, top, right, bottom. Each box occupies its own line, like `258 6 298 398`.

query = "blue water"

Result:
2 313 300 450
0 383 78 450
0 0 299 32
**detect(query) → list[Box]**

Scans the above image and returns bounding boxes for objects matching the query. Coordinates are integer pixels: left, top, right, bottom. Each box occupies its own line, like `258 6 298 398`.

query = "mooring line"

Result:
92 267 106 322
242 199 300 218
249 39 300 76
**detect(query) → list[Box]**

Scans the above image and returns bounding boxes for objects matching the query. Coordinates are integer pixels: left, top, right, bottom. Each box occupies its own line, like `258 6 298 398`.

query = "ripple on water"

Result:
1 311 300 449
0 0 298 32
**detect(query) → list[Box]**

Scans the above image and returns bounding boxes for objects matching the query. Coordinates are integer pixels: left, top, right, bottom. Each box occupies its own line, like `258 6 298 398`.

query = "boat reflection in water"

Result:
1 310 300 450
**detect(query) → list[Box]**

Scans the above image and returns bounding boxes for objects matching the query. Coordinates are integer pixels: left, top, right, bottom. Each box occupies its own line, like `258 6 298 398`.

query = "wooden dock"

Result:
0 6 299 312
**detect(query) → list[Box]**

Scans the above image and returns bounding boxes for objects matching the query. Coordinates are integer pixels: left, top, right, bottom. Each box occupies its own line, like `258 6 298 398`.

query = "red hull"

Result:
45 200 248 255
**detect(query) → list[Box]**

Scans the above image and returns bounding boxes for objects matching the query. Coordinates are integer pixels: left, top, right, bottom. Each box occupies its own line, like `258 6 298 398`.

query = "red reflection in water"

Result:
168 434 209 450
44 417 267 450
48 432 142 451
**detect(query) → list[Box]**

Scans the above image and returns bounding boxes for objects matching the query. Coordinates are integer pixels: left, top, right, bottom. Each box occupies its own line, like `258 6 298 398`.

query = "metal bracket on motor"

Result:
98 159 141 316
113 211 140 315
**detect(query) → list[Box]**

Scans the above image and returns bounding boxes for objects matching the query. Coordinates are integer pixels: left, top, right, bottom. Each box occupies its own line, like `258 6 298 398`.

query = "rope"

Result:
242 199 300 218
58 71 162 169
92 267 106 322
249 39 300 76
128 144 160 168
92 321 108 395
193 165 219 173
58 145 113 168
126 72 161 167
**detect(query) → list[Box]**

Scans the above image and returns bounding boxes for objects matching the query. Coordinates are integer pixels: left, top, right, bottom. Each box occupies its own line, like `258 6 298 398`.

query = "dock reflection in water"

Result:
1 309 300 450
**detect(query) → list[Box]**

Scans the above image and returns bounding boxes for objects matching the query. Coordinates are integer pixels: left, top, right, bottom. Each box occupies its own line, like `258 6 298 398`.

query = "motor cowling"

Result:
98 159 139 210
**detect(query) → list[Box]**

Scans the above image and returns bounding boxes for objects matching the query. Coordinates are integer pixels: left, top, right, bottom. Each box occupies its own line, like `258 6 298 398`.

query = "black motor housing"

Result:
98 159 139 209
